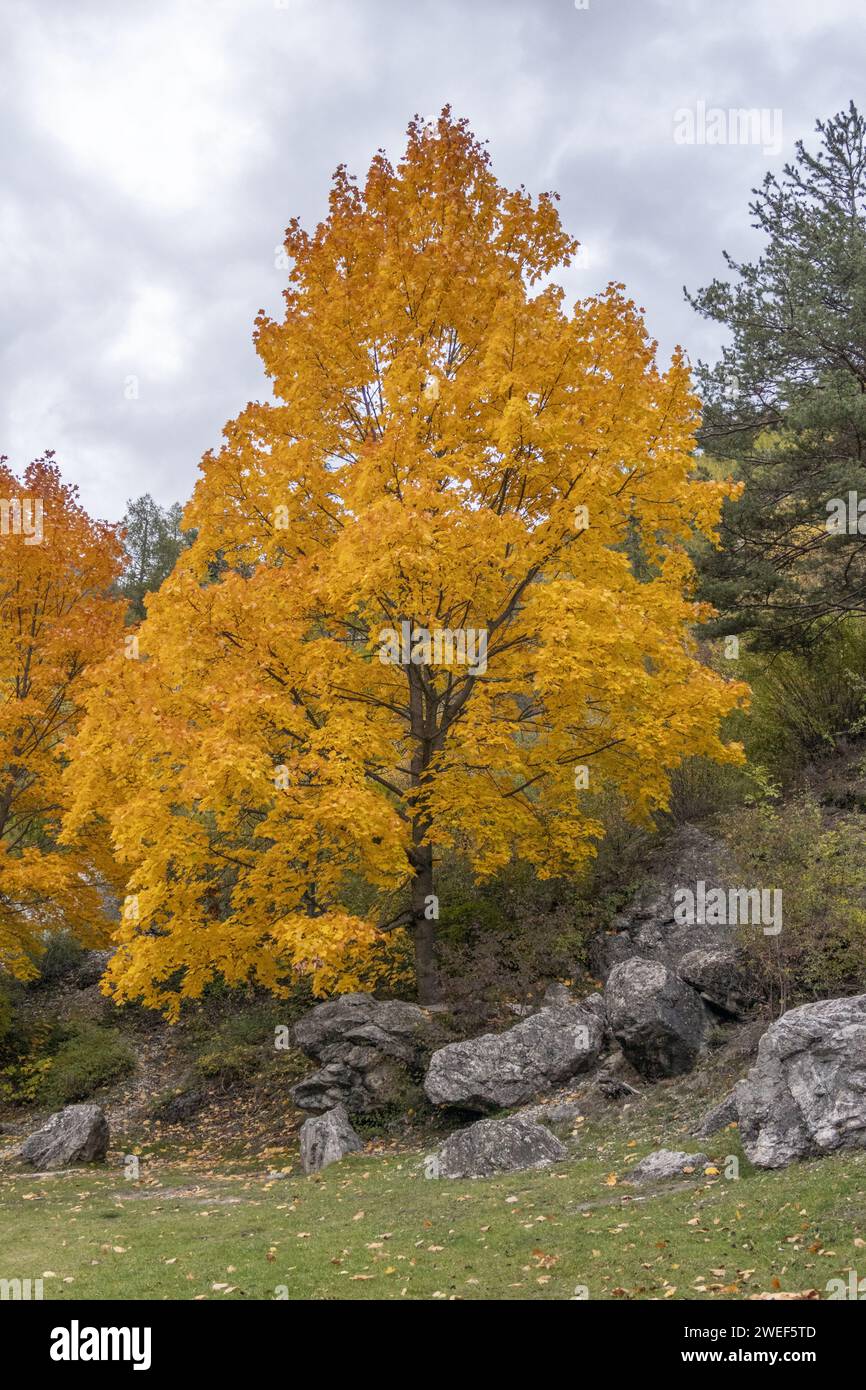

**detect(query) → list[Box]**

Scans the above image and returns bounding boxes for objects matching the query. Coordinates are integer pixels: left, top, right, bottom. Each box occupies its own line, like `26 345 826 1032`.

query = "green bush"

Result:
0 994 54 1105
193 1042 263 1089
185 1002 287 1090
0 1053 54 1105
0 987 13 1044
727 795 866 1011
730 620 866 786
38 1024 135 1107
666 755 761 823
33 931 87 985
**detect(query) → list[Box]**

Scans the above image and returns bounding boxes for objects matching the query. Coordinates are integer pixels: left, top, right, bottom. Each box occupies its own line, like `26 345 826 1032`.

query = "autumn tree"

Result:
65 112 746 1011
0 455 125 978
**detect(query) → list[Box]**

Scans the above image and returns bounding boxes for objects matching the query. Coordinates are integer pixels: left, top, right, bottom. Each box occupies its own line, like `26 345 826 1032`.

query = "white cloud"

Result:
1 0 864 519
105 285 186 380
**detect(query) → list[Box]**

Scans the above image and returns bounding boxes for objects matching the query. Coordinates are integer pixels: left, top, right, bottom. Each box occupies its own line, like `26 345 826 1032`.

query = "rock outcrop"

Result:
605 956 707 1079
592 824 738 978
424 1004 603 1113
678 948 752 1018
290 993 442 1114
736 995 866 1168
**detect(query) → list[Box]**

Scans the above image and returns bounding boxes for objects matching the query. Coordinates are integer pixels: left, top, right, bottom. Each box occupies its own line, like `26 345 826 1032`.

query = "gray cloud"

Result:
1 0 863 520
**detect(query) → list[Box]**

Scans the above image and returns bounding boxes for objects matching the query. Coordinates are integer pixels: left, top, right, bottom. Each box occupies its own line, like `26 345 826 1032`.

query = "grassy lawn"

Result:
3 1104 866 1300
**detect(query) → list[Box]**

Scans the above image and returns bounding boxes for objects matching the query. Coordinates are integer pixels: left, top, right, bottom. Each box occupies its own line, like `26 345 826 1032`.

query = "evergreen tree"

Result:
119 494 193 620
688 102 866 648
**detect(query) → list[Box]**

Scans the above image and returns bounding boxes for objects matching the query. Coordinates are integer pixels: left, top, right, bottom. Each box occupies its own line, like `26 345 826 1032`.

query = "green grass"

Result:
2 1111 866 1300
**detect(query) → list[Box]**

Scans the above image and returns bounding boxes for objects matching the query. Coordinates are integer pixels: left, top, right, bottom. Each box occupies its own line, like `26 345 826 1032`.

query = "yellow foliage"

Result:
64 111 747 1011
0 455 125 976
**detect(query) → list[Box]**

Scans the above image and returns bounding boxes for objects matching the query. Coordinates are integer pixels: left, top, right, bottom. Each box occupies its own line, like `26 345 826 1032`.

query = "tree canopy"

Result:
689 102 866 648
63 111 746 1011
0 454 125 978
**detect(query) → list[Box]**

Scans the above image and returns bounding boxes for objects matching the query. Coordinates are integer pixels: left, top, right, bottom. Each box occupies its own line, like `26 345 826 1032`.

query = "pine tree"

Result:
119 494 194 620
688 102 866 648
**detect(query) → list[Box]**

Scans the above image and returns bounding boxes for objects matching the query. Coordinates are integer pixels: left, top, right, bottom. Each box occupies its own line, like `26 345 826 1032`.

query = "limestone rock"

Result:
627 1148 712 1184
605 956 707 1079
299 1105 363 1174
694 1091 739 1138
678 948 753 1018
424 1005 603 1113
434 1114 566 1178
20 1105 109 1170
735 995 866 1168
291 993 442 1114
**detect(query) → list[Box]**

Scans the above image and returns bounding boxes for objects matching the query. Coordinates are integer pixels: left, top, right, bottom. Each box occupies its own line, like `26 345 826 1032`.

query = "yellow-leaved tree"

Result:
0 454 125 978
64 112 747 1011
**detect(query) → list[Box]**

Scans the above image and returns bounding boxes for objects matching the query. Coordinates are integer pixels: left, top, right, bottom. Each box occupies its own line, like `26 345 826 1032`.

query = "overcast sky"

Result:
2 0 864 522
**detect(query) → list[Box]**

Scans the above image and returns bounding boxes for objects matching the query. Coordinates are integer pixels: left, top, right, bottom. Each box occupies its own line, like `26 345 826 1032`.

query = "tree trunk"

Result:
410 843 440 1004
406 659 442 1005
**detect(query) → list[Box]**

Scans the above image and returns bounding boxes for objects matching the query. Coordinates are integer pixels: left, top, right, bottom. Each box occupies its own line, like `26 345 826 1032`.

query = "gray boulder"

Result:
678 948 752 1018
605 956 708 1079
291 1057 421 1115
627 1148 712 1184
694 1090 739 1138
579 991 612 1047
736 995 866 1169
20 1104 109 1170
299 1105 363 1174
293 993 436 1065
424 1004 603 1113
580 992 608 1026
290 993 442 1114
434 1114 566 1178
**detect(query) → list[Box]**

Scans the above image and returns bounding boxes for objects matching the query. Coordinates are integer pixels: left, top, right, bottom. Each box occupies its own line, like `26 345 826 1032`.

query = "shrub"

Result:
0 996 55 1105
731 621 866 786
666 755 758 823
432 807 648 1027
38 1023 135 1107
727 795 866 1012
0 987 12 1044
193 1043 263 1090
0 1053 54 1105
33 931 87 985
186 1003 289 1091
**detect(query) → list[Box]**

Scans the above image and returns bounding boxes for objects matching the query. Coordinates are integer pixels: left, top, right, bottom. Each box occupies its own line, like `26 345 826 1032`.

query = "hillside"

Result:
4 763 866 1302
